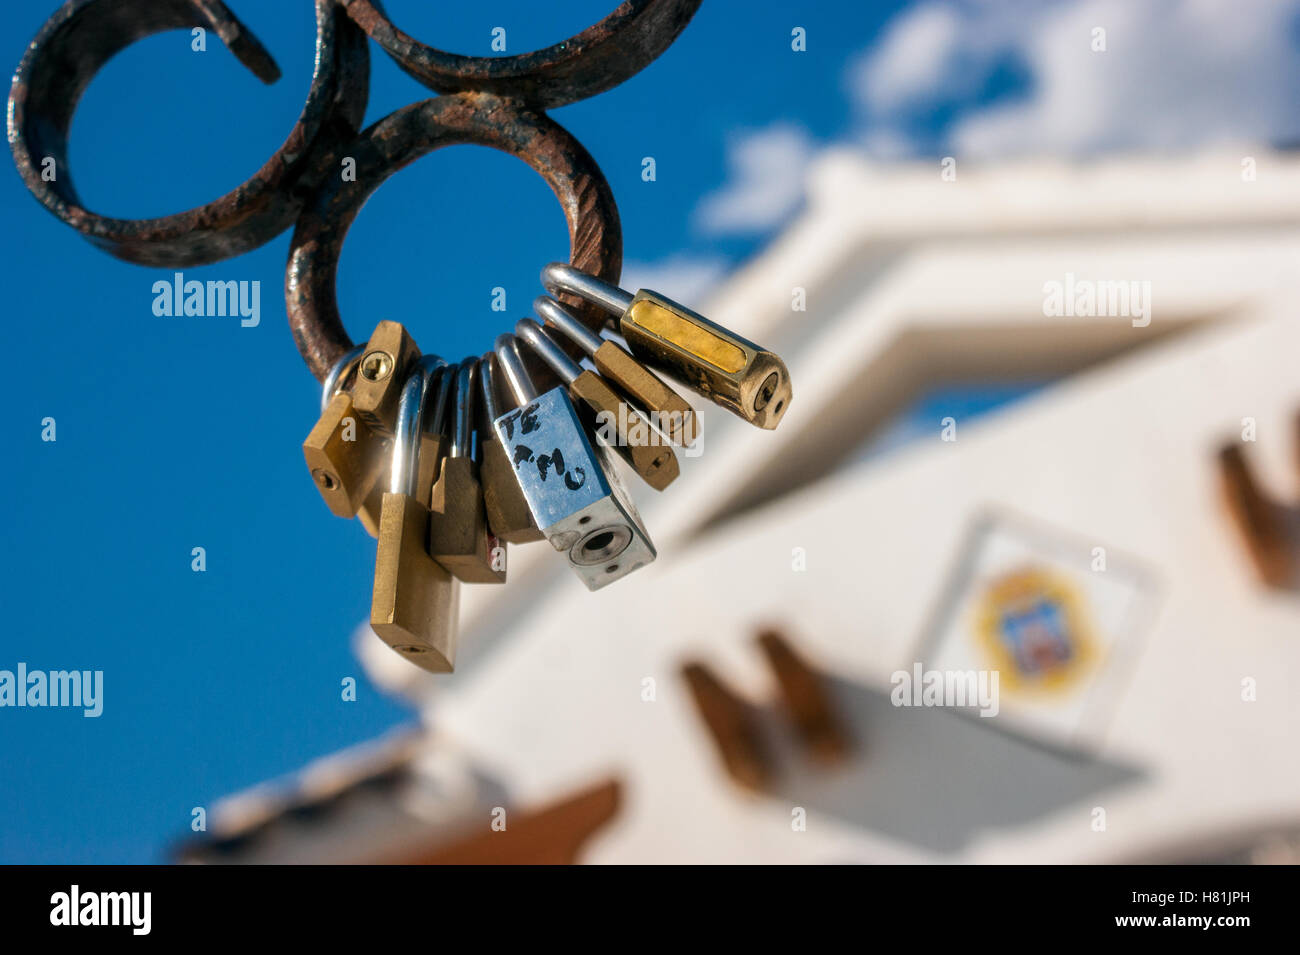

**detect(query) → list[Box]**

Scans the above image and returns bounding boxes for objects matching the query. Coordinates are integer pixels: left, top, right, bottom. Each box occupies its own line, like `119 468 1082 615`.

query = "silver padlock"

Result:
515 317 679 491
491 333 656 590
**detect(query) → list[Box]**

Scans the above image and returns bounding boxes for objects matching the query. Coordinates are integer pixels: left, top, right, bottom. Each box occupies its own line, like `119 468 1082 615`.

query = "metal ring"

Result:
340 0 701 109
572 525 632 566
286 92 622 382
8 0 369 267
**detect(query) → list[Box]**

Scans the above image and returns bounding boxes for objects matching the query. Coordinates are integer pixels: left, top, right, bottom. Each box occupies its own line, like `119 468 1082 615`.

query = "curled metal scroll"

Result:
8 0 370 266
340 0 701 109
8 0 702 377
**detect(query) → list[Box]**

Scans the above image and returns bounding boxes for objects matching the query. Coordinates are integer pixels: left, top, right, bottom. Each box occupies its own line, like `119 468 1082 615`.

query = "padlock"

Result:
417 364 454 507
533 294 698 446
350 320 421 435
476 351 545 545
358 358 451 536
515 318 679 492
370 354 460 673
320 343 365 416
303 345 391 518
541 262 791 430
491 334 656 590
356 481 385 539
427 359 508 583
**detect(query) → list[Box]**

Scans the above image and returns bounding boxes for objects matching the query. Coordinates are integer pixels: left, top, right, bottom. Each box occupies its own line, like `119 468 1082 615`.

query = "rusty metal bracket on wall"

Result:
8 0 702 380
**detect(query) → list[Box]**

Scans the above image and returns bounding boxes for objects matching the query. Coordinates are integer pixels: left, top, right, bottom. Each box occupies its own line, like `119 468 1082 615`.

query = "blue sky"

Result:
3 0 1298 863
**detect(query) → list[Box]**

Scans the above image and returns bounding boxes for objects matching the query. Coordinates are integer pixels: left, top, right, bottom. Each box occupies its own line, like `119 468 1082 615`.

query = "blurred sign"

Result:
923 513 1155 752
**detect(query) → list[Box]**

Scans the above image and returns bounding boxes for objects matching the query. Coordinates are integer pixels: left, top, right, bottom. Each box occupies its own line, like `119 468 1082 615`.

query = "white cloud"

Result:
850 0 1300 159
674 0 1300 269
621 254 729 303
850 3 965 113
858 126 919 161
693 122 817 236
848 0 1030 121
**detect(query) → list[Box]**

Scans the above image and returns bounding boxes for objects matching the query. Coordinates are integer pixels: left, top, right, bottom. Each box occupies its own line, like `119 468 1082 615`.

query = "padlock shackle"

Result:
426 365 454 440
516 318 582 385
494 334 539 404
478 353 503 423
541 262 633 316
320 343 365 414
391 355 446 495
534 295 604 356
451 360 475 459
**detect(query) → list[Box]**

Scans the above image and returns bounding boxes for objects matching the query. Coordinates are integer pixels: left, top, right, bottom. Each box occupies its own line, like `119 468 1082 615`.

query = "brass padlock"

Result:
417 364 453 507
515 318 678 491
303 345 391 518
358 359 450 536
477 351 545 544
534 294 698 446
356 481 385 539
350 320 421 435
541 263 791 430
370 355 459 673
427 360 508 583
321 342 364 412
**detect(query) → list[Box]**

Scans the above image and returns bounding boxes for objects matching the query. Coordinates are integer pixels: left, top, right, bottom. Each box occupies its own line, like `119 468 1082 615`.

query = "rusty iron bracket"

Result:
1217 412 1300 589
681 628 854 792
9 0 702 380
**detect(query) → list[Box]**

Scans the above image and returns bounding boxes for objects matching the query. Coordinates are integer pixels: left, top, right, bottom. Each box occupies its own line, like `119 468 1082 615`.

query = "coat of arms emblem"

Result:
974 567 1098 694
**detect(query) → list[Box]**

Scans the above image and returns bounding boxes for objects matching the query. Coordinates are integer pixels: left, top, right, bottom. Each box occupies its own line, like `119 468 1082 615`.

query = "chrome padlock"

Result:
541 262 791 430
370 354 459 672
515 317 678 491
477 352 545 544
491 333 656 591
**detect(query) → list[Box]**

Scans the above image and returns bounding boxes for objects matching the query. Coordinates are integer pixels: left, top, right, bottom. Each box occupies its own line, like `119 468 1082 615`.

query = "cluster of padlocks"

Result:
303 264 792 672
